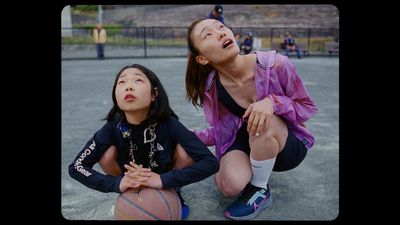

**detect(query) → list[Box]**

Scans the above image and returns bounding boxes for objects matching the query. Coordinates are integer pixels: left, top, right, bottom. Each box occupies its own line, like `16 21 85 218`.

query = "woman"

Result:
185 18 317 220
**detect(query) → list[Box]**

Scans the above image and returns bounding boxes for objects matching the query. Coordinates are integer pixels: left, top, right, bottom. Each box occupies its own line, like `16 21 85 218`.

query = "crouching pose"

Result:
185 18 317 220
69 64 219 219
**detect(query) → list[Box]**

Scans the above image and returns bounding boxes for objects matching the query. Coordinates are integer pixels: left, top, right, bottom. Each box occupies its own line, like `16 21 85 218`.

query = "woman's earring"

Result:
154 87 158 96
151 87 158 101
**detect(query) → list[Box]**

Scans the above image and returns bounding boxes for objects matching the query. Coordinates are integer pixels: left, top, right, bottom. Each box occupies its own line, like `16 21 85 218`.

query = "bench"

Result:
270 42 309 57
324 42 339 55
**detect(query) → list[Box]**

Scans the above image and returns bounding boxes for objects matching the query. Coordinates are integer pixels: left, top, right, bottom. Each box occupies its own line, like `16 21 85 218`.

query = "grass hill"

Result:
72 4 339 29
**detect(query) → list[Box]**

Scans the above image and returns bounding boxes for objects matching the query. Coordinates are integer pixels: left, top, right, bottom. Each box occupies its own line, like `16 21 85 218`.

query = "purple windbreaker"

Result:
192 51 318 160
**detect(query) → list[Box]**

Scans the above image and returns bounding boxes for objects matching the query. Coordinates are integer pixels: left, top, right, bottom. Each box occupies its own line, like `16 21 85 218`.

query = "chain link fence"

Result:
62 27 339 59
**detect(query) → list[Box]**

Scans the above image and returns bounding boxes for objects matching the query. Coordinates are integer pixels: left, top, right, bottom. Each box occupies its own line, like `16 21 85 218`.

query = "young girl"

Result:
68 64 219 219
185 18 318 220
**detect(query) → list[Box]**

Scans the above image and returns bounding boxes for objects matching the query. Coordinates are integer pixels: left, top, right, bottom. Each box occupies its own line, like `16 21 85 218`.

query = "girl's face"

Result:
115 68 155 114
191 19 240 65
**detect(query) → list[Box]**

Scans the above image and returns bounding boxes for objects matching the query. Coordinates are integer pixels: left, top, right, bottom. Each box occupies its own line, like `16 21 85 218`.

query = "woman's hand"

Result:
119 160 162 192
242 97 274 136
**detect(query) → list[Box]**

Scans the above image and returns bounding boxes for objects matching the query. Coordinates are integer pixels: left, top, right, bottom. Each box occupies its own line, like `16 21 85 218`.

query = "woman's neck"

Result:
124 109 149 125
212 54 254 86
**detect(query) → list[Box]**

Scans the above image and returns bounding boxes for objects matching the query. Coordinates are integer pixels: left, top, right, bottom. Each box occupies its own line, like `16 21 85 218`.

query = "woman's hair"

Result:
185 18 214 108
105 64 178 124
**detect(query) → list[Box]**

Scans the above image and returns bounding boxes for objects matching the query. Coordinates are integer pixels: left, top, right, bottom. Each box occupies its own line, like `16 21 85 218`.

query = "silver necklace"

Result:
127 123 158 169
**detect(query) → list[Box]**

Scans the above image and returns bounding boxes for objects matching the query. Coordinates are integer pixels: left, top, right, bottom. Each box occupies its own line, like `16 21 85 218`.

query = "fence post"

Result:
307 28 311 53
270 28 273 49
143 27 147 58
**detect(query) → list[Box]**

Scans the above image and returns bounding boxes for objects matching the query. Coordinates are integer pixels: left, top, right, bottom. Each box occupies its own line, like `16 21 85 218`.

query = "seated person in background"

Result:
284 32 302 59
241 32 253 54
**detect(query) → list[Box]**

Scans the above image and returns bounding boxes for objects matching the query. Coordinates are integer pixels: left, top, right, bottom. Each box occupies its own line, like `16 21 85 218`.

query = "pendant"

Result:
143 124 156 144
150 160 158 168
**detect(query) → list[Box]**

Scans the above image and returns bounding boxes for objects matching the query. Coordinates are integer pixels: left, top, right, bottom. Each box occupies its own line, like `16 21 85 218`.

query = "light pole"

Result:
61 5 72 37
98 5 103 24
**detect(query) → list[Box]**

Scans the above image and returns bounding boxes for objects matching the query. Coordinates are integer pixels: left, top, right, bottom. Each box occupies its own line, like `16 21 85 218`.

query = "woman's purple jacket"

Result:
192 51 318 160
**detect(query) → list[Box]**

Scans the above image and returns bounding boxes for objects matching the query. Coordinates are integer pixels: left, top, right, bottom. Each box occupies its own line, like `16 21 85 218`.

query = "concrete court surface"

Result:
61 55 339 221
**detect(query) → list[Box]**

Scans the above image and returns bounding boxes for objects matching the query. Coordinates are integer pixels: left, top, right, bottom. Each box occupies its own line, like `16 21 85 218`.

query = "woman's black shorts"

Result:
222 123 307 172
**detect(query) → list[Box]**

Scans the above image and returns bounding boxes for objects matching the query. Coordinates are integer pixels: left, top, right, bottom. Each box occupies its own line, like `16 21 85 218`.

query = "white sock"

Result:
250 156 276 189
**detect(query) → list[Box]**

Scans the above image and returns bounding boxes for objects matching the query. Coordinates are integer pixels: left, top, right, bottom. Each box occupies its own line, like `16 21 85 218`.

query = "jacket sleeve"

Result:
191 126 215 146
68 122 123 193
267 54 318 125
160 118 219 189
93 29 98 42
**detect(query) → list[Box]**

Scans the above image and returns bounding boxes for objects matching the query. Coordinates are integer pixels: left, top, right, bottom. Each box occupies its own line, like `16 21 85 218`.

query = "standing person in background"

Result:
208 5 224 24
93 23 107 60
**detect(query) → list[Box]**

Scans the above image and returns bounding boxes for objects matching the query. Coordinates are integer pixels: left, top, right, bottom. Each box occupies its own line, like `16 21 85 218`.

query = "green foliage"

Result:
261 37 335 51
73 24 122 28
73 24 95 29
62 36 93 45
62 36 186 47
71 25 123 37
62 27 334 51
71 5 98 13
146 38 186 47
309 37 335 52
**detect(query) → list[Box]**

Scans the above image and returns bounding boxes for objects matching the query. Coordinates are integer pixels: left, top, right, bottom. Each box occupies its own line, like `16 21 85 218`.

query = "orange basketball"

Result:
115 187 182 220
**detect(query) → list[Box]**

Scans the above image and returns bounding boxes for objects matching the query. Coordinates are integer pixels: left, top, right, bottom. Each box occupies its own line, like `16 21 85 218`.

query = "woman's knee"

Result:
249 115 288 157
249 131 280 156
216 151 251 196
99 145 117 166
217 173 248 197
99 145 121 176
173 144 194 169
268 114 288 146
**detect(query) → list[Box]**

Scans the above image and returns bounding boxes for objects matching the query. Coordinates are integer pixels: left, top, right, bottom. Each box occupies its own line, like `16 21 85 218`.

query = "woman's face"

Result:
191 19 240 65
115 68 154 114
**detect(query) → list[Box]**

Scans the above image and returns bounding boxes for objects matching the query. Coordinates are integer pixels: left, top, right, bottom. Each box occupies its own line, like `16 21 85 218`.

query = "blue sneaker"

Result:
175 188 190 220
224 183 273 220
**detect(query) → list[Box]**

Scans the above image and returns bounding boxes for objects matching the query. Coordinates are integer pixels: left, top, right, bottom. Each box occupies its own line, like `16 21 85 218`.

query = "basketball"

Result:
115 187 182 220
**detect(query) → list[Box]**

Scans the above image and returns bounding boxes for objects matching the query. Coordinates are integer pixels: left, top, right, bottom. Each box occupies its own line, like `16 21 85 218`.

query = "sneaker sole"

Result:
226 195 273 220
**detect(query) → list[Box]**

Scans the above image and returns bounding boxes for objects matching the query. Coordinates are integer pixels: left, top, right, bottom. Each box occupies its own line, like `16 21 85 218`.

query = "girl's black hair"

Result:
105 64 178 124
